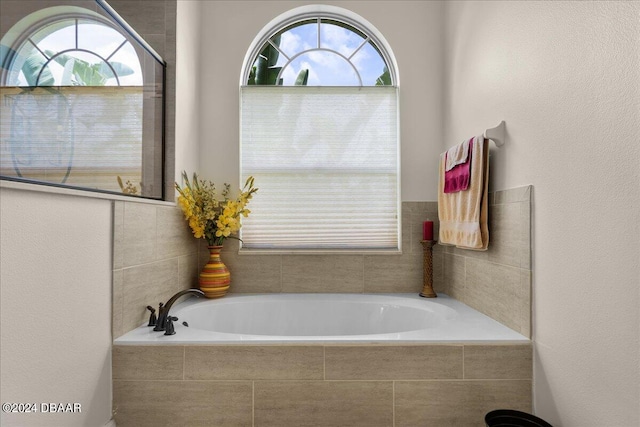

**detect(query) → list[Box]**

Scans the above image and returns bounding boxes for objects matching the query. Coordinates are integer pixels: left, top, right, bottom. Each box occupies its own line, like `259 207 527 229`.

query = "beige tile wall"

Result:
211 201 444 295
441 185 533 337
112 201 199 338
113 343 532 427
114 189 532 339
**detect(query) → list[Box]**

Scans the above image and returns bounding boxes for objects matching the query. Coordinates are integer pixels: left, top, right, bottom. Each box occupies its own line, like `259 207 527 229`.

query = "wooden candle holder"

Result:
419 240 437 298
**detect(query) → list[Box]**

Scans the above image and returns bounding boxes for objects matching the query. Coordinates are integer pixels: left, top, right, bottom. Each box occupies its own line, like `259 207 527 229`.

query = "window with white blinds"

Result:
0 7 165 199
240 86 400 250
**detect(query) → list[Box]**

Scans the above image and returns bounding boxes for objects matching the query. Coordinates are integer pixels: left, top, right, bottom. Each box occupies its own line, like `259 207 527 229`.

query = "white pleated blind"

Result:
240 86 399 250
0 86 146 191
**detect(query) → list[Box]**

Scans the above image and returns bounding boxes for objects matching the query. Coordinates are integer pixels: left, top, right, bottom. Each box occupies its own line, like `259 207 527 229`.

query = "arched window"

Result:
4 16 142 87
240 6 400 251
243 16 395 86
0 3 164 199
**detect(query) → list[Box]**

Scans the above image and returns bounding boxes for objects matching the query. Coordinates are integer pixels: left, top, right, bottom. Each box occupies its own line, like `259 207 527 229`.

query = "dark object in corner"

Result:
485 409 553 427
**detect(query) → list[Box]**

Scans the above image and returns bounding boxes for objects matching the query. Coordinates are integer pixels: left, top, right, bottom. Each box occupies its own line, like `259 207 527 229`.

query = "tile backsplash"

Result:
440 185 532 337
113 186 532 338
214 201 443 294
112 201 198 338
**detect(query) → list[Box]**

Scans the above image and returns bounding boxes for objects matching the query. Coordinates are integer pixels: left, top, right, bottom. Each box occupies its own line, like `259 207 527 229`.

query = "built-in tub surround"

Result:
199 187 532 337
113 295 531 426
113 189 532 339
112 193 533 425
441 185 532 337
112 201 443 338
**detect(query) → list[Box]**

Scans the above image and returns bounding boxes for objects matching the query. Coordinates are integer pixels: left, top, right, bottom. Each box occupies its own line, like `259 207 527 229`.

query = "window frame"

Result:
240 7 399 87
239 5 401 253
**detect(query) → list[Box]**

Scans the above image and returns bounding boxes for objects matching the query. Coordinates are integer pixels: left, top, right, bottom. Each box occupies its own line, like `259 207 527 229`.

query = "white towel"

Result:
445 138 471 171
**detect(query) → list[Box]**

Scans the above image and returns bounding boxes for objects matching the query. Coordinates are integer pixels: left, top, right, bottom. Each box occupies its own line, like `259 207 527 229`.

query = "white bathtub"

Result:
115 293 528 344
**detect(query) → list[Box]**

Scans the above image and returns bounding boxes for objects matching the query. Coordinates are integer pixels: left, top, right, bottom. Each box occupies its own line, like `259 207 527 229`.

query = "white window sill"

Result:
238 248 403 256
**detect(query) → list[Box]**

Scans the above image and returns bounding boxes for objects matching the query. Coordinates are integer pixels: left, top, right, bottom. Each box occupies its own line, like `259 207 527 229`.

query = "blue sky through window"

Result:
254 20 390 86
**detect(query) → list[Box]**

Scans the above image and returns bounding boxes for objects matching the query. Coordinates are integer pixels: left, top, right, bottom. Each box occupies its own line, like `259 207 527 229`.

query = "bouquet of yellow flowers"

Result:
175 171 257 246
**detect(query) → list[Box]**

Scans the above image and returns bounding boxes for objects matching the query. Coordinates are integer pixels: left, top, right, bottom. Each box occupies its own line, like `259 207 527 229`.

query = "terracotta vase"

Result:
199 245 230 298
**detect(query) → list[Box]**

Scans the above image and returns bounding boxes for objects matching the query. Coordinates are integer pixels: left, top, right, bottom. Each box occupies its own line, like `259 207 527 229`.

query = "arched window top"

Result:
3 9 142 87
241 5 398 86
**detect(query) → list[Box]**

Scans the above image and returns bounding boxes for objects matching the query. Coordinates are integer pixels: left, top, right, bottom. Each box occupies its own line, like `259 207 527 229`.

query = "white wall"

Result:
0 187 113 427
197 1 444 201
443 1 639 426
175 0 203 183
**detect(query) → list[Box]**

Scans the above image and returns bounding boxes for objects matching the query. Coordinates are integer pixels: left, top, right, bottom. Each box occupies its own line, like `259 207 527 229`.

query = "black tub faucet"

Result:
153 288 205 332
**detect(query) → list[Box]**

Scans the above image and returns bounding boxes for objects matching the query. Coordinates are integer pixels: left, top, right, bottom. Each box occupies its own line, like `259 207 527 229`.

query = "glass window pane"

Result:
275 21 317 58
248 42 284 85
78 20 125 58
38 60 60 86
246 19 391 86
281 51 359 86
319 20 366 59
351 41 388 86
106 42 142 85
10 44 46 86
36 22 76 56
52 51 117 86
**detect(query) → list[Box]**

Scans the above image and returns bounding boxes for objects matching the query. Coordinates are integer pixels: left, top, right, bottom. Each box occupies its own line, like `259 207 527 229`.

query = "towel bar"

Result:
483 121 506 147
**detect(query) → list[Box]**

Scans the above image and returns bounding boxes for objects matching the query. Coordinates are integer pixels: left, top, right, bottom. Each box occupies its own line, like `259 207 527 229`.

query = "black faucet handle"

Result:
146 305 157 327
153 302 166 331
164 316 178 336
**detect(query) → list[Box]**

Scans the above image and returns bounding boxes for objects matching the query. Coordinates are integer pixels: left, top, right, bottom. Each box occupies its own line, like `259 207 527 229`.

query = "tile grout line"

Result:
252 381 255 427
182 346 186 380
113 378 533 383
323 346 326 380
392 380 395 427
279 255 283 292
362 255 365 293
462 345 465 379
